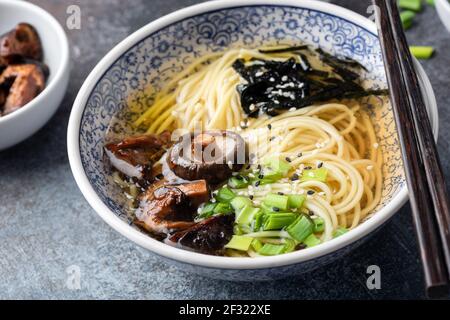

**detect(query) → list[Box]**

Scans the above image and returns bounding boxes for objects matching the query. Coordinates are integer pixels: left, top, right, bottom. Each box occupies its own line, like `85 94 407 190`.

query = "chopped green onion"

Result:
333 227 349 238
260 202 276 214
288 194 306 209
258 243 286 256
398 0 422 12
400 10 415 30
230 196 253 212
303 234 321 247
213 202 232 214
253 210 264 231
263 156 291 176
286 215 314 242
410 46 435 59
313 217 325 233
300 168 328 182
263 213 297 231
233 224 244 235
251 239 263 252
236 205 261 225
283 238 297 253
199 202 217 218
263 193 289 211
216 187 236 203
225 235 253 251
228 176 249 189
261 169 283 181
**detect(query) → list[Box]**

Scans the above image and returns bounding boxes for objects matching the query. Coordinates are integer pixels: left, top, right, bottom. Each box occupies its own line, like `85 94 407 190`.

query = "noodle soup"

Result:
104 45 387 257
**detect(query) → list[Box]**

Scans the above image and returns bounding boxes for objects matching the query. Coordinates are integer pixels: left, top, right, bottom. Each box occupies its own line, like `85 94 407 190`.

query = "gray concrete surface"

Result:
1 0 449 299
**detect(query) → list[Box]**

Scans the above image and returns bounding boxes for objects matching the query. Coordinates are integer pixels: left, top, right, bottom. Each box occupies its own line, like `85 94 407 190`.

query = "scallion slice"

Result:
228 176 249 189
216 187 236 203
263 156 292 176
263 193 289 211
303 234 321 247
231 196 253 212
236 205 261 225
251 239 263 252
300 168 328 182
398 0 422 12
283 238 297 253
263 213 297 231
258 243 286 256
313 217 325 233
288 194 306 209
199 202 217 218
213 202 232 214
333 227 348 238
400 10 415 30
410 46 435 59
225 235 253 251
286 215 314 242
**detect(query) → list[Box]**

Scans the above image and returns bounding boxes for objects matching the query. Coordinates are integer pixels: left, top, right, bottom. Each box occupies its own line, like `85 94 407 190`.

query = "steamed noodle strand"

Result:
134 48 383 256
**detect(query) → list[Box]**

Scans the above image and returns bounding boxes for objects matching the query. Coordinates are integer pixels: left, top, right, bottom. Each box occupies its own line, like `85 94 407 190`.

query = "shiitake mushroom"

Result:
0 23 48 116
167 214 235 255
0 64 46 115
0 23 43 61
104 132 172 181
168 130 247 184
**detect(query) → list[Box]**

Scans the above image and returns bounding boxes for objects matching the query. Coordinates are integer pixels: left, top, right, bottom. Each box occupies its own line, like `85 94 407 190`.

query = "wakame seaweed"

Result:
233 45 386 117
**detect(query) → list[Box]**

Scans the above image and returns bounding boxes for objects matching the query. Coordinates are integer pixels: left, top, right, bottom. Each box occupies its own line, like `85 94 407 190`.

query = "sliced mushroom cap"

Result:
0 23 43 61
104 132 172 180
0 64 46 115
134 179 210 235
167 214 235 255
135 185 196 235
168 130 247 184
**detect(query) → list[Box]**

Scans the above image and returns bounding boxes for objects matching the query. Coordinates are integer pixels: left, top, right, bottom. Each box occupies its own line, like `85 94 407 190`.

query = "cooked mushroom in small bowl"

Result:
0 0 69 150
0 23 49 116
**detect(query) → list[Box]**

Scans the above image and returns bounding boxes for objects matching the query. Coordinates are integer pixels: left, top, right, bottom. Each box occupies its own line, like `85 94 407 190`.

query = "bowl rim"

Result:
67 0 439 270
436 0 450 9
0 0 70 124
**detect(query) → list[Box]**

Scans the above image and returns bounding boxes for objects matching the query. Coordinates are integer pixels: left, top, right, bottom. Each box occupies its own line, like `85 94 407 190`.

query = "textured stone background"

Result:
0 0 449 299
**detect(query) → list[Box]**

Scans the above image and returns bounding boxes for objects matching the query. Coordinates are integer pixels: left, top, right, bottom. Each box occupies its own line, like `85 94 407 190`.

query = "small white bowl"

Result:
436 0 450 33
0 0 70 150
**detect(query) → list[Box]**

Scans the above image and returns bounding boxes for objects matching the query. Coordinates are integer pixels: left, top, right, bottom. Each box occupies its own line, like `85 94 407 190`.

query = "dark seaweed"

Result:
232 45 387 117
258 45 309 54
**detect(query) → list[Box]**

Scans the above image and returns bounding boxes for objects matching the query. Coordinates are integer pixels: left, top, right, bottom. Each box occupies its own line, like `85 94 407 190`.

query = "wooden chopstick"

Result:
373 0 450 297
384 0 450 272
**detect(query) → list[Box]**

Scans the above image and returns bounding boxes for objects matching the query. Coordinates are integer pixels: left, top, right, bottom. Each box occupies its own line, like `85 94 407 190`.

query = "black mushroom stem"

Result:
168 130 247 184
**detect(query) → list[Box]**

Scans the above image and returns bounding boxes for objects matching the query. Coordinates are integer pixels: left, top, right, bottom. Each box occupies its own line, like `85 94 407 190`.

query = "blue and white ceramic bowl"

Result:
68 0 439 281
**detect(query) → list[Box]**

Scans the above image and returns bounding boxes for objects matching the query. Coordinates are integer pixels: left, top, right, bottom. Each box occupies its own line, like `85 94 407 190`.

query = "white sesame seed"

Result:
289 107 296 112
373 143 379 149
249 104 256 111
281 75 288 81
367 165 374 171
